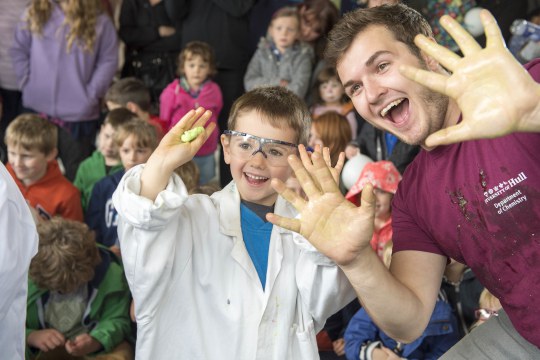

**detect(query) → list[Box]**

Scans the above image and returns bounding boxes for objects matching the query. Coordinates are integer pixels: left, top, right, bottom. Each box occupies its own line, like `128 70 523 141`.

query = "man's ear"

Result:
420 38 442 72
220 134 232 165
46 148 58 162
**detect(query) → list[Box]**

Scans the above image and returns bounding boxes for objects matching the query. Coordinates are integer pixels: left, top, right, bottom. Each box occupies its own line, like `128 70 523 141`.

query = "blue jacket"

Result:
344 297 460 360
86 170 124 247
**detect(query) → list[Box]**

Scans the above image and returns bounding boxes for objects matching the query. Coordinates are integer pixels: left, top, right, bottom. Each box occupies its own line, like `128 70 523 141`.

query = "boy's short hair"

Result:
104 107 140 129
115 119 159 150
270 6 300 26
5 114 57 155
227 86 311 145
174 160 200 192
105 77 152 112
325 4 433 68
30 218 101 294
177 41 217 77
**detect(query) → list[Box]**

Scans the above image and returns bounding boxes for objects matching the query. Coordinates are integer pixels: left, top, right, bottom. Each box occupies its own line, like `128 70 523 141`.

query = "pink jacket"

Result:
160 79 223 156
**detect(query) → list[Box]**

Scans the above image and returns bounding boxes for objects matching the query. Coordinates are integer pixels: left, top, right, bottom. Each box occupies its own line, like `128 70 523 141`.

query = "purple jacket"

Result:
10 4 118 122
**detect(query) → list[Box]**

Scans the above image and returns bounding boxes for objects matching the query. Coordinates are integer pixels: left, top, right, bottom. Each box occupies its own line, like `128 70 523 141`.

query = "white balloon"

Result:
464 7 485 37
341 154 373 190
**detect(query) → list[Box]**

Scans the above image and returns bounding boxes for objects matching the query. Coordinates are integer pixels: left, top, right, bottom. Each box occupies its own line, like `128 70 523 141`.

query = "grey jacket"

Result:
244 37 314 98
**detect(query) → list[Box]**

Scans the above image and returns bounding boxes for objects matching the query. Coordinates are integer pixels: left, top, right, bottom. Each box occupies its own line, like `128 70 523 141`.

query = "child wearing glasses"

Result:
112 86 355 359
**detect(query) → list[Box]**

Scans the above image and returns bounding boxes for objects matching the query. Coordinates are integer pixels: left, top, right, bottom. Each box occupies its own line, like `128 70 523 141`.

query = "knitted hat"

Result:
345 160 402 206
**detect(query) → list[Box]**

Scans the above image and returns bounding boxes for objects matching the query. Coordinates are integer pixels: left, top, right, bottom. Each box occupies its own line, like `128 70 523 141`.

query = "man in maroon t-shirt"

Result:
267 4 540 359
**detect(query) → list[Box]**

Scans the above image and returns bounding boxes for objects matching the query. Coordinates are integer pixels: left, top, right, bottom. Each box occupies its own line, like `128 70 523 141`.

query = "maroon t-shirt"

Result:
392 59 540 347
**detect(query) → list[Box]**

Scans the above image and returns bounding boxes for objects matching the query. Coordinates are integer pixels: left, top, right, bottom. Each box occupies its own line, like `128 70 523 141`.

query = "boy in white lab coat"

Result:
113 86 355 359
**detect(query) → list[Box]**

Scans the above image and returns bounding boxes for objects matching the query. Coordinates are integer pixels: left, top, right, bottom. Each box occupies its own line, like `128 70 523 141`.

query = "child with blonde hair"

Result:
160 41 223 185
5 114 83 221
11 0 118 181
86 119 158 253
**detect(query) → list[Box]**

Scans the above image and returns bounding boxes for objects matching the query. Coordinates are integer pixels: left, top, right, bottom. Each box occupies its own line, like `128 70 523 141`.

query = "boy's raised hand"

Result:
141 107 214 201
151 107 214 172
400 10 540 147
266 145 375 266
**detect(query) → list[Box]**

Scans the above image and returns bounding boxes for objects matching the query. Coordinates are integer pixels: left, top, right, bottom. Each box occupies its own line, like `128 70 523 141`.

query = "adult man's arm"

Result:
400 10 540 146
267 147 446 342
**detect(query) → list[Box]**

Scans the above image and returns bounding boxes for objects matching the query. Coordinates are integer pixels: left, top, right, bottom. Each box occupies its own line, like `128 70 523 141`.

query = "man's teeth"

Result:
380 98 404 117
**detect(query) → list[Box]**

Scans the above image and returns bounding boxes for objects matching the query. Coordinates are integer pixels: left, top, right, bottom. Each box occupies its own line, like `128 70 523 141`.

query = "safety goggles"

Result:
223 130 298 167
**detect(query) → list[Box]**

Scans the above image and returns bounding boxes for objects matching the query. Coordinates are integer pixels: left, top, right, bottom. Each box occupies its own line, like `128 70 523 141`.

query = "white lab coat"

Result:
113 165 356 359
0 163 38 359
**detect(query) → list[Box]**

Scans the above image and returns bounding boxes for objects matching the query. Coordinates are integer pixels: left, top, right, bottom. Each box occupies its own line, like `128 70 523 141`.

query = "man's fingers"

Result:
481 10 505 49
439 15 482 56
414 34 462 72
424 122 471 147
334 152 345 176
309 151 342 193
298 144 315 169
271 178 306 211
400 65 450 97
266 213 301 233
322 147 332 167
359 183 376 213
287 154 322 199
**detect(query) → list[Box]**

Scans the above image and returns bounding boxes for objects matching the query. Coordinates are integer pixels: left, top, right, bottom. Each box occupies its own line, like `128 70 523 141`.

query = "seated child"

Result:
112 86 356 359
244 6 314 98
74 108 139 210
25 217 132 359
310 66 358 137
174 160 200 194
470 288 502 331
441 259 484 339
344 241 460 360
345 161 401 259
105 77 167 137
86 119 158 252
5 114 83 221
160 41 223 185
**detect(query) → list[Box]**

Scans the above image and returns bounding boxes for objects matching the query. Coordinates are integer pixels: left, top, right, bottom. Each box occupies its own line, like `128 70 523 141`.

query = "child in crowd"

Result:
112 86 355 358
308 111 352 166
11 0 118 181
160 41 223 185
311 66 358 137
345 161 401 260
25 218 132 359
86 119 158 254
5 114 83 222
244 7 314 98
470 289 502 331
74 108 139 211
344 241 460 360
173 160 200 194
441 260 484 339
105 77 167 137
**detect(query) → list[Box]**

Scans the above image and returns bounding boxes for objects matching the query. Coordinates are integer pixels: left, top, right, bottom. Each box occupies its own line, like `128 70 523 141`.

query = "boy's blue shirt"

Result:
240 202 272 289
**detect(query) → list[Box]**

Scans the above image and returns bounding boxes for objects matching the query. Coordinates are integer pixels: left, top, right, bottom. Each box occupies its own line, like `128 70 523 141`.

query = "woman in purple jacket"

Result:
11 0 118 181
